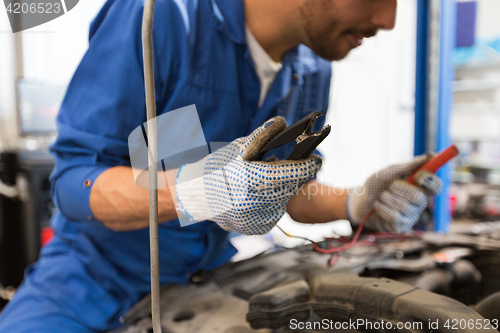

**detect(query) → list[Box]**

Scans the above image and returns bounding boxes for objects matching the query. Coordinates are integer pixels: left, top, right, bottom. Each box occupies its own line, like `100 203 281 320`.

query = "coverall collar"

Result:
211 0 321 75
210 0 246 45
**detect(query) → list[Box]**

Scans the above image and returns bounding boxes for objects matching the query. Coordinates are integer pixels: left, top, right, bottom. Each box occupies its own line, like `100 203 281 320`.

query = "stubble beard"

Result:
299 0 348 61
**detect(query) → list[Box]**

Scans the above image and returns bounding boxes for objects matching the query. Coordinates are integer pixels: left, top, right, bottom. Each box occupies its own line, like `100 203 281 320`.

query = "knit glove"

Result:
346 155 442 233
175 117 322 235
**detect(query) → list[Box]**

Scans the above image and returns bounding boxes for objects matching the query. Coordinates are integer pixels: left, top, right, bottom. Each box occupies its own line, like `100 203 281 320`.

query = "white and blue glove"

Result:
347 155 442 233
175 117 323 235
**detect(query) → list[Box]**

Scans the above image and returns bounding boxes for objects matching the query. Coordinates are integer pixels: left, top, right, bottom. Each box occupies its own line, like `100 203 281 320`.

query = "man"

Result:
0 0 441 332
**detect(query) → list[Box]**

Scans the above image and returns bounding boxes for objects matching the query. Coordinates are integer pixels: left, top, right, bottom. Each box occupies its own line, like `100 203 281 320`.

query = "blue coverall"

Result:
0 0 332 331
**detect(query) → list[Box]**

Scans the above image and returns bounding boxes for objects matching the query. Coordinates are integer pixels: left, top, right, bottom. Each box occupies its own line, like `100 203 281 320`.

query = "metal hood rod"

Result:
142 0 162 332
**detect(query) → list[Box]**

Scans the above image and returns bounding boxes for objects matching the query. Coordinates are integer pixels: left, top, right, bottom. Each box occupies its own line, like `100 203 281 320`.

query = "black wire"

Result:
275 225 384 257
275 224 318 245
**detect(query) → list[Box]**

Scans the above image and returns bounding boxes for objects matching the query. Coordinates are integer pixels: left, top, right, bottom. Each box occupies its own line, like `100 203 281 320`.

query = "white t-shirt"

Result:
245 26 283 108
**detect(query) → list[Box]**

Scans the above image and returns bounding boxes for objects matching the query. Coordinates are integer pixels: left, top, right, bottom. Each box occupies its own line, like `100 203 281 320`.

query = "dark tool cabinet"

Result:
0 151 55 288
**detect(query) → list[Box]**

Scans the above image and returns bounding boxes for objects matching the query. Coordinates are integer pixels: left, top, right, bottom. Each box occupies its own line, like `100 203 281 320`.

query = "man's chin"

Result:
314 47 352 62
304 36 354 61
305 39 352 61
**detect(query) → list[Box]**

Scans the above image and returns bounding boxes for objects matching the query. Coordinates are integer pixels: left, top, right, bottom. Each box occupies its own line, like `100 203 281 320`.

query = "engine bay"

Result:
111 222 500 333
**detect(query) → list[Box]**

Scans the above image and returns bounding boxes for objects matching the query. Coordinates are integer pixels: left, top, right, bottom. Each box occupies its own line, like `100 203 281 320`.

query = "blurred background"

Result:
0 0 499 287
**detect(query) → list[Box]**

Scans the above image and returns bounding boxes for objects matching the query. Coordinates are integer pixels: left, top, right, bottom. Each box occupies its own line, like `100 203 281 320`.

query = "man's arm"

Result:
50 0 187 228
286 180 348 223
288 156 443 233
91 167 334 231
89 166 180 231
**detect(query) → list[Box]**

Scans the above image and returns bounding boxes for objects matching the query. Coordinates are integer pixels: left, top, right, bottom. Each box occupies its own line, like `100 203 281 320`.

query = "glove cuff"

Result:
175 157 213 222
346 186 366 225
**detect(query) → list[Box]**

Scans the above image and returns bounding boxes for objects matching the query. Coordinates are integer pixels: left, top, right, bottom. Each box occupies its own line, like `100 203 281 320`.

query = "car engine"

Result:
111 222 500 333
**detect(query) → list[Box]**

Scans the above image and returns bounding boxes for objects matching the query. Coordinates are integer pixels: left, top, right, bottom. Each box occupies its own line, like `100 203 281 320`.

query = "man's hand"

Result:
175 117 323 235
346 155 442 233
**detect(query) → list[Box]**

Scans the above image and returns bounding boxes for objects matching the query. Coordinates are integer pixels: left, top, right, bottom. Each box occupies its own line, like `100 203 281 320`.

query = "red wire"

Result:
307 146 456 256
328 254 340 267
313 209 375 254
312 211 422 256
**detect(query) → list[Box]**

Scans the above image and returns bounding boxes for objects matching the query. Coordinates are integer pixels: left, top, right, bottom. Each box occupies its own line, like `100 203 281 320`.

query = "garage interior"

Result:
0 0 500 332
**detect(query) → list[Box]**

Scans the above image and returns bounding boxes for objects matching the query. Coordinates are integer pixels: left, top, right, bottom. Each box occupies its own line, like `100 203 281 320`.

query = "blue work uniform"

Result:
0 0 331 331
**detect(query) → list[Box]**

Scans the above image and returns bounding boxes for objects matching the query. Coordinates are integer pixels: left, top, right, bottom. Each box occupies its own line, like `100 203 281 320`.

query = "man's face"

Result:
299 0 397 61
